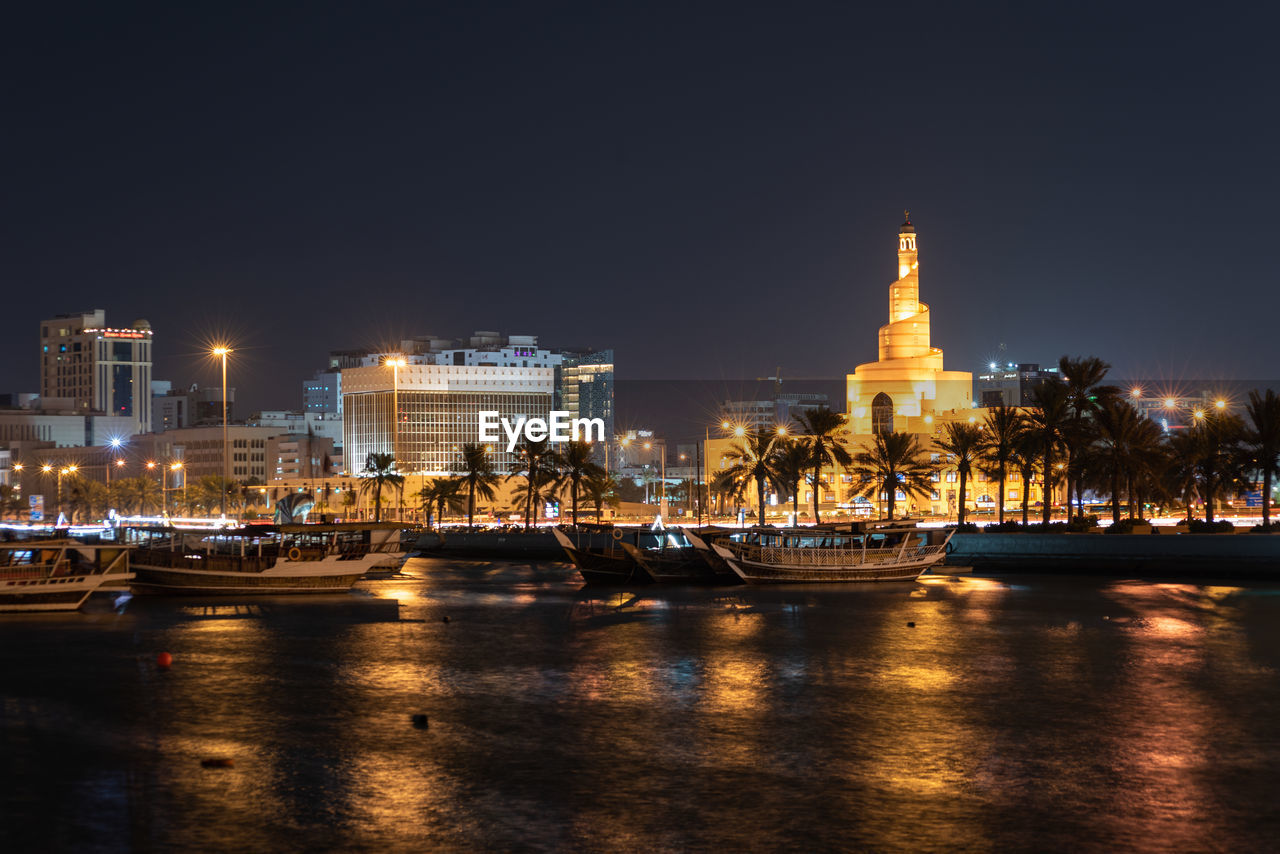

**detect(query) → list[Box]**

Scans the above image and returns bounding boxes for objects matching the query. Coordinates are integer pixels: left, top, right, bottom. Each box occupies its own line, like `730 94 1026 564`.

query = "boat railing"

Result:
134 548 275 574
730 541 948 567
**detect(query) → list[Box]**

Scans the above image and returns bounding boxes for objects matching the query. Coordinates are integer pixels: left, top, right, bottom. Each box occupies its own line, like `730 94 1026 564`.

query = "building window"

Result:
872 392 893 435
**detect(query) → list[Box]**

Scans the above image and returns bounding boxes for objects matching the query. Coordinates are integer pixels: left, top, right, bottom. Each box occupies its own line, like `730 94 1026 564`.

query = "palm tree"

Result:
979 406 1023 525
1059 356 1118 520
1244 389 1280 529
552 440 606 526
455 443 501 527
773 439 812 524
1011 428 1040 526
849 432 934 521
359 452 404 523
1177 409 1249 524
1092 399 1143 524
510 439 554 530
418 478 464 527
791 408 852 523
581 471 618 521
1026 380 1071 524
716 428 786 526
934 422 982 526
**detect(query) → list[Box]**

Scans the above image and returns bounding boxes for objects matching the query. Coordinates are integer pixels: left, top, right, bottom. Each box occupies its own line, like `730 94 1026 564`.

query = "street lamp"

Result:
212 345 232 517
146 461 160 515
55 464 77 518
384 356 407 473
106 437 124 491
171 462 185 515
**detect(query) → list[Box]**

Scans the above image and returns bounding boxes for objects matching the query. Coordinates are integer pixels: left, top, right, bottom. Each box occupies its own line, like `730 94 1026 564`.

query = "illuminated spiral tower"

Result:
846 213 972 435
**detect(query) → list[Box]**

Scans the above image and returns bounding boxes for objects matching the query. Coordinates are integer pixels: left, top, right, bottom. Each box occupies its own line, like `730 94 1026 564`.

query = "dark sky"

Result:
4 2 1277 414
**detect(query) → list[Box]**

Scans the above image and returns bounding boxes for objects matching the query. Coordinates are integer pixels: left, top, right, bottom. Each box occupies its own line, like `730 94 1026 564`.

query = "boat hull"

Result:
130 554 379 595
717 552 941 584
552 529 649 584
0 572 134 612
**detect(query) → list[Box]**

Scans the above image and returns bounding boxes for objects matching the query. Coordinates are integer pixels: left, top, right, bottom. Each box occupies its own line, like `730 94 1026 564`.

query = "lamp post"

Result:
106 437 123 490
644 440 666 518
212 346 232 518
171 462 185 516
56 464 77 519
146 460 160 516
385 356 407 518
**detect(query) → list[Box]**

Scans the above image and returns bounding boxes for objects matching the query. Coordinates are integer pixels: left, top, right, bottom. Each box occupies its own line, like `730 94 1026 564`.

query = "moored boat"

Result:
122 522 407 595
0 540 134 612
688 522 953 584
551 528 650 584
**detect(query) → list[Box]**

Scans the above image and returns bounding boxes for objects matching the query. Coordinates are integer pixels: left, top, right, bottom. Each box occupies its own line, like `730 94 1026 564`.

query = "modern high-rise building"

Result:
975 363 1059 407
558 349 614 465
39 310 153 434
331 332 613 474
151 383 236 432
303 370 342 415
342 362 554 476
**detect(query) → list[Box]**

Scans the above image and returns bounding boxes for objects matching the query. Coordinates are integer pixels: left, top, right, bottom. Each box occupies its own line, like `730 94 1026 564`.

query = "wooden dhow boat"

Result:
553 526 737 585
686 522 954 584
122 522 407 595
552 527 651 584
0 540 133 612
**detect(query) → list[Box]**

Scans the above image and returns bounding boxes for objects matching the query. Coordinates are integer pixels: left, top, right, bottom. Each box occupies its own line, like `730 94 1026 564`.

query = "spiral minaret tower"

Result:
846 213 972 435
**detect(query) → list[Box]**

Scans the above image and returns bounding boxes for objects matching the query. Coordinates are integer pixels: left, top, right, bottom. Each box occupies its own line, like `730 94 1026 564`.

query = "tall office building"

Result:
39 310 153 434
558 349 614 465
342 362 554 476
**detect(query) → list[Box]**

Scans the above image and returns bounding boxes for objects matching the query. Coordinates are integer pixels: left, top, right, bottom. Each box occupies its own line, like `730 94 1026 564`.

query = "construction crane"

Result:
754 368 837 397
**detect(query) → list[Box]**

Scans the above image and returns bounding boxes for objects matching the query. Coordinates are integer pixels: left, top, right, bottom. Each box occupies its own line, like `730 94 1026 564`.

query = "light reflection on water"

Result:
3 562 1280 851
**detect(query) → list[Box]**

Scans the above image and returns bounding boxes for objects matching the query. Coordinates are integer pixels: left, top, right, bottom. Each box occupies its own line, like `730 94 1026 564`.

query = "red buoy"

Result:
156 652 173 668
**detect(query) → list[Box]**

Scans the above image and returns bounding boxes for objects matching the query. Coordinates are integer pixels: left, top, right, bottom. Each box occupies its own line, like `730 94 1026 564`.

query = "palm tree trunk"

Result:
468 479 476 527
1111 464 1121 525
1205 463 1215 524
1042 444 1053 525
885 478 895 521
811 462 822 523
958 469 968 526
756 475 766 527
525 474 533 531
374 486 382 523
1265 470 1273 529
792 487 799 524
1063 447 1074 522
571 477 580 526
997 476 1005 525
1021 475 1029 525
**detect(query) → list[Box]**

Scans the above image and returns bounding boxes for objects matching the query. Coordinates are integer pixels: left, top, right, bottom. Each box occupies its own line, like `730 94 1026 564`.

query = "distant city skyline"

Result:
3 4 1276 414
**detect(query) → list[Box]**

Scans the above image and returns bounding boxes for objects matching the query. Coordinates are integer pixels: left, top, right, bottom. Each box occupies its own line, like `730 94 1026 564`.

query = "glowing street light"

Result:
1130 387 1143 400
1164 397 1177 409
1215 399 1227 410
1193 409 1206 420
776 426 788 437
170 461 186 513
732 425 746 438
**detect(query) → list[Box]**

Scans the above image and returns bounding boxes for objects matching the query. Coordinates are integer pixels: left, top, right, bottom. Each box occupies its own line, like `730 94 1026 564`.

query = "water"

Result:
4 560 1280 852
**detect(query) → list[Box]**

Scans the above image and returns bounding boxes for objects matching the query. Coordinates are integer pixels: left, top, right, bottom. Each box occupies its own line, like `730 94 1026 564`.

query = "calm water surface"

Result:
3 559 1280 852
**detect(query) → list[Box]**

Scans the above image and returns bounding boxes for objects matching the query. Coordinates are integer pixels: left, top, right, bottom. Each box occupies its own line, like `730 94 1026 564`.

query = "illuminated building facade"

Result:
846 215 971 433
341 363 554 476
39 310 153 434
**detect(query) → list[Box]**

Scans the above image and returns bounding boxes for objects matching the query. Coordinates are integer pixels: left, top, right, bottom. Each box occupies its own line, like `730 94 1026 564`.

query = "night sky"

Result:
4 3 1277 415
